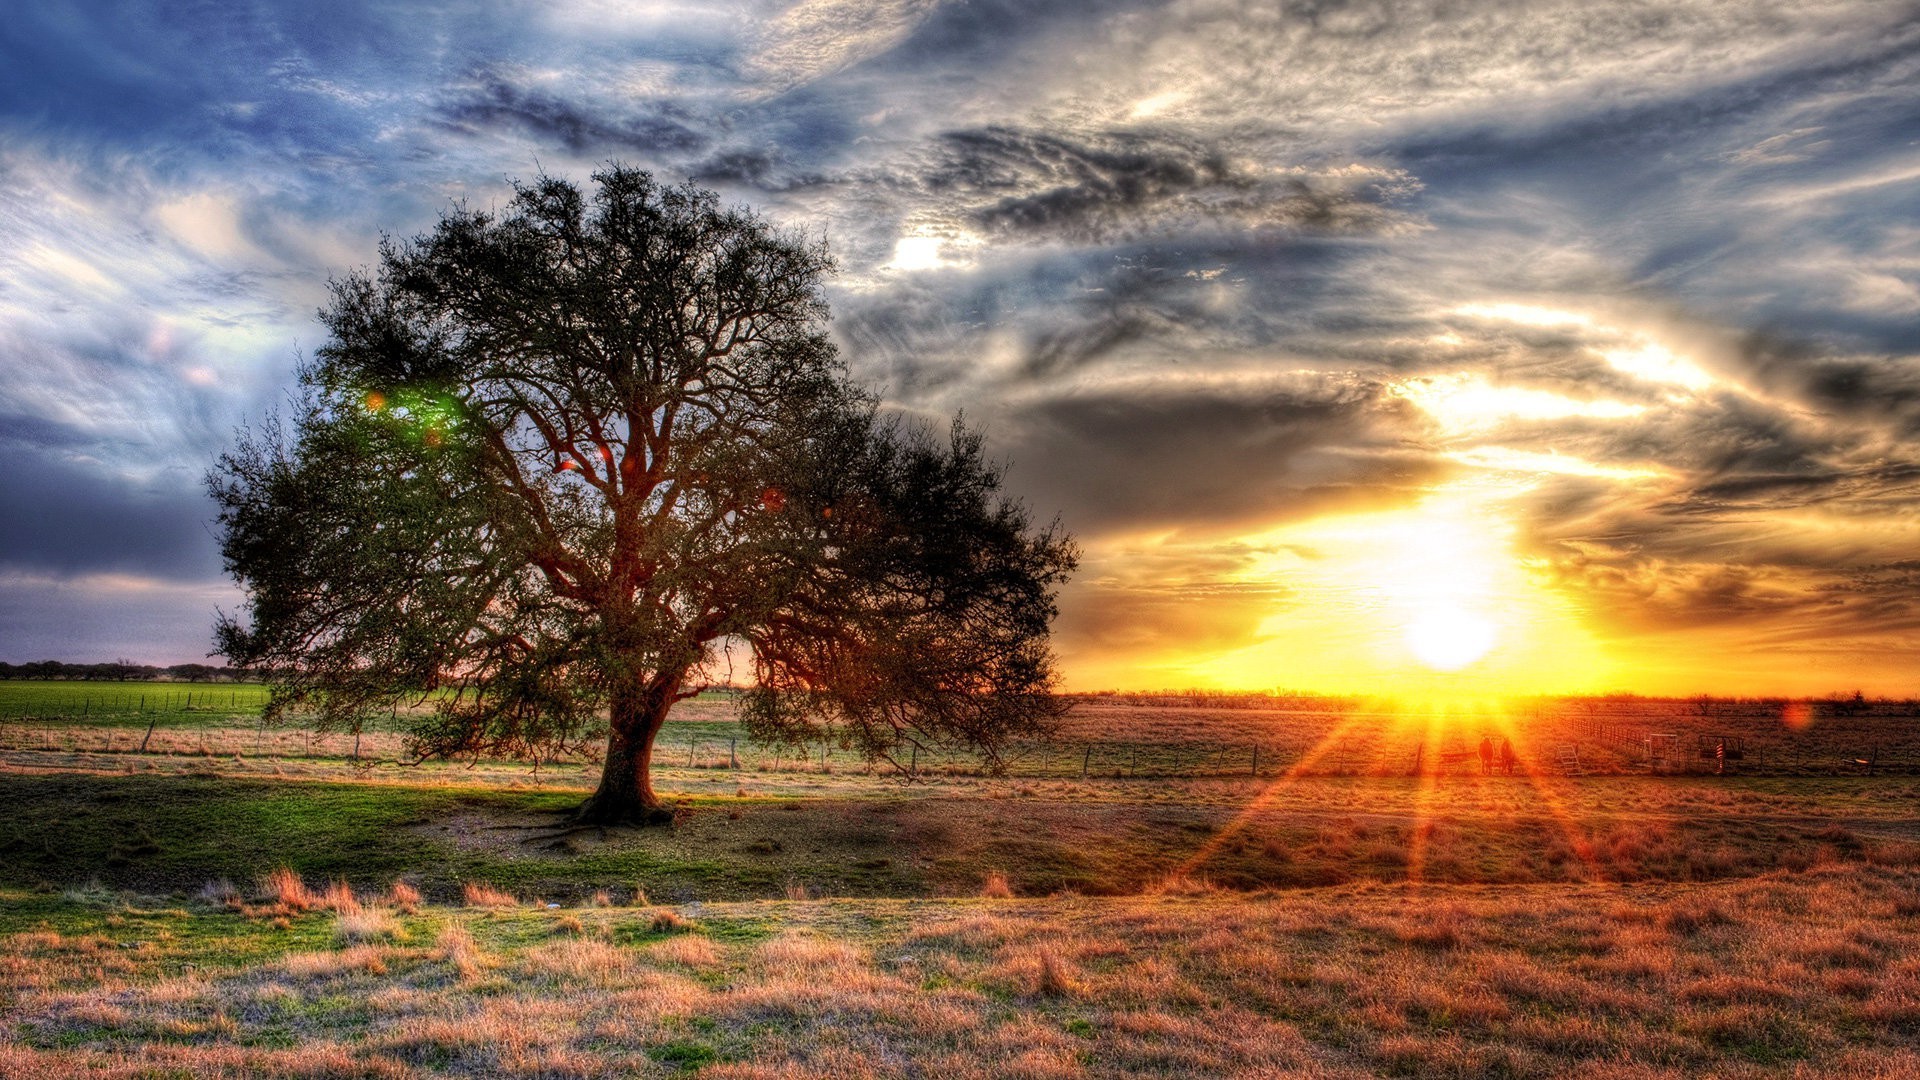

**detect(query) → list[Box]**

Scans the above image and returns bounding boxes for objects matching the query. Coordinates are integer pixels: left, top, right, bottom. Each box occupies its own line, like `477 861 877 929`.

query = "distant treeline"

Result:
1066 689 1917 713
0 661 255 683
1068 690 1367 710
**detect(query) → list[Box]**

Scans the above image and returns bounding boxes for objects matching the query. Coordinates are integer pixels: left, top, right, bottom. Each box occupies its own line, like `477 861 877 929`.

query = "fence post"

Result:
1081 745 1090 779
730 738 738 769
1251 745 1259 777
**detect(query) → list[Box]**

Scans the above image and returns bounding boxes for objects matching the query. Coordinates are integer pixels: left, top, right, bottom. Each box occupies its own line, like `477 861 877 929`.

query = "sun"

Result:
1404 607 1497 671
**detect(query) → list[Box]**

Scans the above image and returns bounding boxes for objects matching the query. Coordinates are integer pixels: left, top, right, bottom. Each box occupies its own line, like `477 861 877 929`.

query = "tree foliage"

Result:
210 166 1076 821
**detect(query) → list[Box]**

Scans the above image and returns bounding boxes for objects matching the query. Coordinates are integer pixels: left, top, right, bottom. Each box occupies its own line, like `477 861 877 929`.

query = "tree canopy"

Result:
210 166 1077 823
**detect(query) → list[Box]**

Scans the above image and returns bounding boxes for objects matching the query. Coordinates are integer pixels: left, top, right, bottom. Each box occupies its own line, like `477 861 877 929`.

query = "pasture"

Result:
6 681 1920 1076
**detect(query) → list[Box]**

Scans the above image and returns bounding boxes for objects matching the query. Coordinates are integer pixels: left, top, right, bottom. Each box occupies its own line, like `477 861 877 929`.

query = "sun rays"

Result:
1164 695 1609 889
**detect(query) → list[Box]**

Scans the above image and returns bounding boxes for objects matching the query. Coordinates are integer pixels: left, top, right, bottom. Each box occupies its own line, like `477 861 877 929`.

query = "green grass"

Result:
0 771 931 902
8 766 1920 909
0 679 273 727
0 679 777 771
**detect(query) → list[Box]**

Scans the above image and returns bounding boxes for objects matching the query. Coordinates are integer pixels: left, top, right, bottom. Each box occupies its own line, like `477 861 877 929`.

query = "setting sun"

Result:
1404 607 1497 670
1065 484 1614 697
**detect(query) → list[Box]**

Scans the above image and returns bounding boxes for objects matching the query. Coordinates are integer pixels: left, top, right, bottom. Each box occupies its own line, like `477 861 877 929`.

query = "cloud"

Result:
1736 332 1920 433
906 126 1420 245
997 374 1445 534
742 0 944 92
434 69 712 156
2 0 1918 687
0 434 223 582
0 572 239 664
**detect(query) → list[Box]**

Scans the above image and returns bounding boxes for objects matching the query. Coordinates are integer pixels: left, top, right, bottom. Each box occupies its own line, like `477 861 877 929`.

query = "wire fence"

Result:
3 714 1915 780
3 684 1917 779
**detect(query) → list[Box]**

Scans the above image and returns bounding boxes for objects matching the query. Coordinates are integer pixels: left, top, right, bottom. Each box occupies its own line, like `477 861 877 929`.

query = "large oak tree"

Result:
211 167 1076 824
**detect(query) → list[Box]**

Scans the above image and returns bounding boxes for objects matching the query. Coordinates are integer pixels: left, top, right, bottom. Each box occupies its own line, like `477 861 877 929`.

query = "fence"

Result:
3 702 1915 779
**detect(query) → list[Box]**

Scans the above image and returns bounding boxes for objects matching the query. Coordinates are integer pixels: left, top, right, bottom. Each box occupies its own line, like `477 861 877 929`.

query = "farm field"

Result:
7 682 1920 1075
7 680 1920 778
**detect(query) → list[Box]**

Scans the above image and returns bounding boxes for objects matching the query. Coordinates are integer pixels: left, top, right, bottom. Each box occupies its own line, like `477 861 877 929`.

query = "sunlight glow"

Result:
1451 302 1595 328
1599 343 1716 392
1394 373 1645 435
1136 487 1617 698
883 228 977 272
1128 91 1188 119
1405 608 1496 670
885 235 944 271
1447 445 1670 481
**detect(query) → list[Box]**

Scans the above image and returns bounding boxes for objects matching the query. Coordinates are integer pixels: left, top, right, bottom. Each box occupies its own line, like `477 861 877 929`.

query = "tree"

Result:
210 167 1077 824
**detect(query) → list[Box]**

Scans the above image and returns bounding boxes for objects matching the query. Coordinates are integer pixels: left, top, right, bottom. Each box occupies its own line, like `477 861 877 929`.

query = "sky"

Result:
2 0 1918 697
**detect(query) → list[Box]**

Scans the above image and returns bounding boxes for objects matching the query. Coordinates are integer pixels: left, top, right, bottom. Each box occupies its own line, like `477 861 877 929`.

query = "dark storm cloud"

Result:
1736 332 1920 434
831 232 1400 405
997 378 1445 534
0 441 221 582
434 72 712 157
1018 257 1252 380
912 126 1418 245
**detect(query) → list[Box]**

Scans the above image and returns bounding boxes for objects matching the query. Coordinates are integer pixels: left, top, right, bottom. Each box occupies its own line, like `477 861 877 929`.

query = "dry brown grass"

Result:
648 908 697 934
333 905 400 944
433 923 486 980
318 879 361 914
260 866 314 912
647 933 724 969
461 882 519 908
11 865 1920 1077
385 880 422 914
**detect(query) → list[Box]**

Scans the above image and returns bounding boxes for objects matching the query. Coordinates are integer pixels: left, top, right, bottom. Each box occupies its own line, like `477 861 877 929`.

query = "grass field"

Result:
8 683 1920 1075
7 865 1920 1077
8 680 1919 778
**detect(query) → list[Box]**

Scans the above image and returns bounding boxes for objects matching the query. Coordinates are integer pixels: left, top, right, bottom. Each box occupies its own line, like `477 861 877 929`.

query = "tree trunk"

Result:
574 670 680 826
